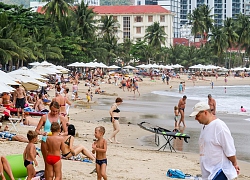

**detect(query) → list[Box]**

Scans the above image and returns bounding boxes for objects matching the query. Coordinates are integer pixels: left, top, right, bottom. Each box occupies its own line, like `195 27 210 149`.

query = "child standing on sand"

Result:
92 126 107 180
86 89 91 103
45 122 65 180
174 106 179 128
23 130 38 180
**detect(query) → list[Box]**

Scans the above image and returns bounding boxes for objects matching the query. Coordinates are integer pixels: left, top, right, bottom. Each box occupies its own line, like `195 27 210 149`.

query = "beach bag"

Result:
166 169 185 179
68 124 76 136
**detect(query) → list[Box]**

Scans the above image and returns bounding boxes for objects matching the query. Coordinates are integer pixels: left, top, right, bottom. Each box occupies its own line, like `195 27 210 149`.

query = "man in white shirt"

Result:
189 102 240 180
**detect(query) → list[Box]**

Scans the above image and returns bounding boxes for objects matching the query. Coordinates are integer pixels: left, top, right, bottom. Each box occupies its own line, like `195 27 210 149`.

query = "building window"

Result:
123 17 130 40
113 16 117 21
136 27 141 34
135 16 143 22
160 15 165 22
148 15 153 22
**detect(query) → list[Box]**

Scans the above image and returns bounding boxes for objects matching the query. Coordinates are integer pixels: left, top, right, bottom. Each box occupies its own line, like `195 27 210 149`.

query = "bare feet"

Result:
115 141 121 144
108 138 113 143
4 125 9 131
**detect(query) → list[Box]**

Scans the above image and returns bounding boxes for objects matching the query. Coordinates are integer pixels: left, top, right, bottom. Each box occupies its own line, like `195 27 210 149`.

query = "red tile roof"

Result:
173 38 207 48
89 5 171 14
37 5 171 15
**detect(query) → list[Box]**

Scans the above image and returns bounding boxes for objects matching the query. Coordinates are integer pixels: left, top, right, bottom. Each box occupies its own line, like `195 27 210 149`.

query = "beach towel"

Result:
61 154 92 163
166 169 185 179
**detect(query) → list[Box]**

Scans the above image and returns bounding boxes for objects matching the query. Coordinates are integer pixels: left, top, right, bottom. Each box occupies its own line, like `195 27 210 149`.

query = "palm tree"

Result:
42 0 72 22
144 22 167 50
73 1 97 40
188 7 204 41
223 18 239 68
99 15 119 38
200 5 213 39
209 27 228 66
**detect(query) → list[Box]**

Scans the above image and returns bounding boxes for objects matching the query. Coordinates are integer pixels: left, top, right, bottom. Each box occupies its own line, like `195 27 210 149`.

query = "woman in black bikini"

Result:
108 97 123 143
61 127 95 161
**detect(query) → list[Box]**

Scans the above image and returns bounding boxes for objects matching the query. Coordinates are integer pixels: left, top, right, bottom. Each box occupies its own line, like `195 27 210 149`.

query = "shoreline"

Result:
0 75 250 179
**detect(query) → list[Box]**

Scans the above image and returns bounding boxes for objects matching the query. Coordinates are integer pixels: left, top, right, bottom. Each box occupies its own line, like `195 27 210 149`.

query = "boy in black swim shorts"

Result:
23 130 38 180
92 126 107 180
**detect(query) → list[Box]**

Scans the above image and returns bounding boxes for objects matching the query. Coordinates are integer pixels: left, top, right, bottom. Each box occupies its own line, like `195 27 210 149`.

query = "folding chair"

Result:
8 117 22 132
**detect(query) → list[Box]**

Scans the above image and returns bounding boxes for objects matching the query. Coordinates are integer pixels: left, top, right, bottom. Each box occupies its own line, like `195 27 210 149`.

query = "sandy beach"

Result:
0 74 250 180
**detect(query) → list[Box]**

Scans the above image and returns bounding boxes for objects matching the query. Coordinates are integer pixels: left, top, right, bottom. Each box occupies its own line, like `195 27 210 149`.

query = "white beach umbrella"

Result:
40 61 54 66
172 64 184 68
85 62 97 68
136 64 146 68
165 65 174 69
0 82 15 93
31 66 56 75
0 70 20 85
123 65 135 69
189 64 206 69
107 65 121 69
29 62 41 66
67 62 79 67
12 75 47 91
98 62 108 68
8 67 48 81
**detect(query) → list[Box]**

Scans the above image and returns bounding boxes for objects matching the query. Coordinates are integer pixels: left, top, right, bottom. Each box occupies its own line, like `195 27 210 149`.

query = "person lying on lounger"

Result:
61 124 95 161
0 126 29 143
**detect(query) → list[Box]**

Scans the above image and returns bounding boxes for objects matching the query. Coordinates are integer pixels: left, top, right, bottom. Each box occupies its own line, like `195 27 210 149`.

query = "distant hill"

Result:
0 0 30 8
100 0 134 6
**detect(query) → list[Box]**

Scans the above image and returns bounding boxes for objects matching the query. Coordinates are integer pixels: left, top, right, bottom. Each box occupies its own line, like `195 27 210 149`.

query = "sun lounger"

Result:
138 122 190 152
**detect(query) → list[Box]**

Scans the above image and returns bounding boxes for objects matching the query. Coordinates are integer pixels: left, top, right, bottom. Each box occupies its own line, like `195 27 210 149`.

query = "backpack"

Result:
166 169 185 179
68 124 76 136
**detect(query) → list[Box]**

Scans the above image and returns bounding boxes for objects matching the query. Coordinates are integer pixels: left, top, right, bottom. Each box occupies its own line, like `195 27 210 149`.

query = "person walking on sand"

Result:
45 122 65 180
133 79 140 96
208 94 216 115
23 130 38 180
53 87 71 117
178 95 187 127
92 126 107 180
189 102 240 180
174 106 179 128
13 85 27 122
108 97 123 143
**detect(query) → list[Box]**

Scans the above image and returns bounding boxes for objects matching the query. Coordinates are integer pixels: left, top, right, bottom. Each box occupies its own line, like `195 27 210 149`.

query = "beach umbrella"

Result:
12 75 47 91
172 64 184 68
98 62 108 68
123 65 135 69
107 65 121 69
0 82 15 93
29 62 41 66
0 70 20 85
67 62 80 67
8 67 48 81
31 66 57 75
165 65 174 69
136 64 146 68
39 61 54 66
189 64 206 69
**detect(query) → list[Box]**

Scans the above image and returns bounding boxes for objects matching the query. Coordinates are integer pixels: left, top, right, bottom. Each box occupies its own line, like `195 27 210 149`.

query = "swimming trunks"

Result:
42 115 60 142
24 159 33 167
179 108 185 112
174 115 178 122
16 98 25 109
0 131 16 141
110 117 119 122
46 155 61 165
61 151 71 157
96 159 107 166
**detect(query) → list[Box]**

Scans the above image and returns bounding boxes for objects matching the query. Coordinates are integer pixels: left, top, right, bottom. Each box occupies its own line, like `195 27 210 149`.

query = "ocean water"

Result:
152 85 250 119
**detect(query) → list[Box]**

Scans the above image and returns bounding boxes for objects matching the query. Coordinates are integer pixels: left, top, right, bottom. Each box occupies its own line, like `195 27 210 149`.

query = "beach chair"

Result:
138 122 190 153
8 117 22 132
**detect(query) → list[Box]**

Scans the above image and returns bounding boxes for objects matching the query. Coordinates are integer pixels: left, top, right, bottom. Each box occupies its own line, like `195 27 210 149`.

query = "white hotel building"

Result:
30 0 100 12
91 5 174 46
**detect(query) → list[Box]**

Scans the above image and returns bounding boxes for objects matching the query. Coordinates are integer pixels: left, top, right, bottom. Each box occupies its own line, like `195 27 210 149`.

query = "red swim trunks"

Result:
46 155 61 165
